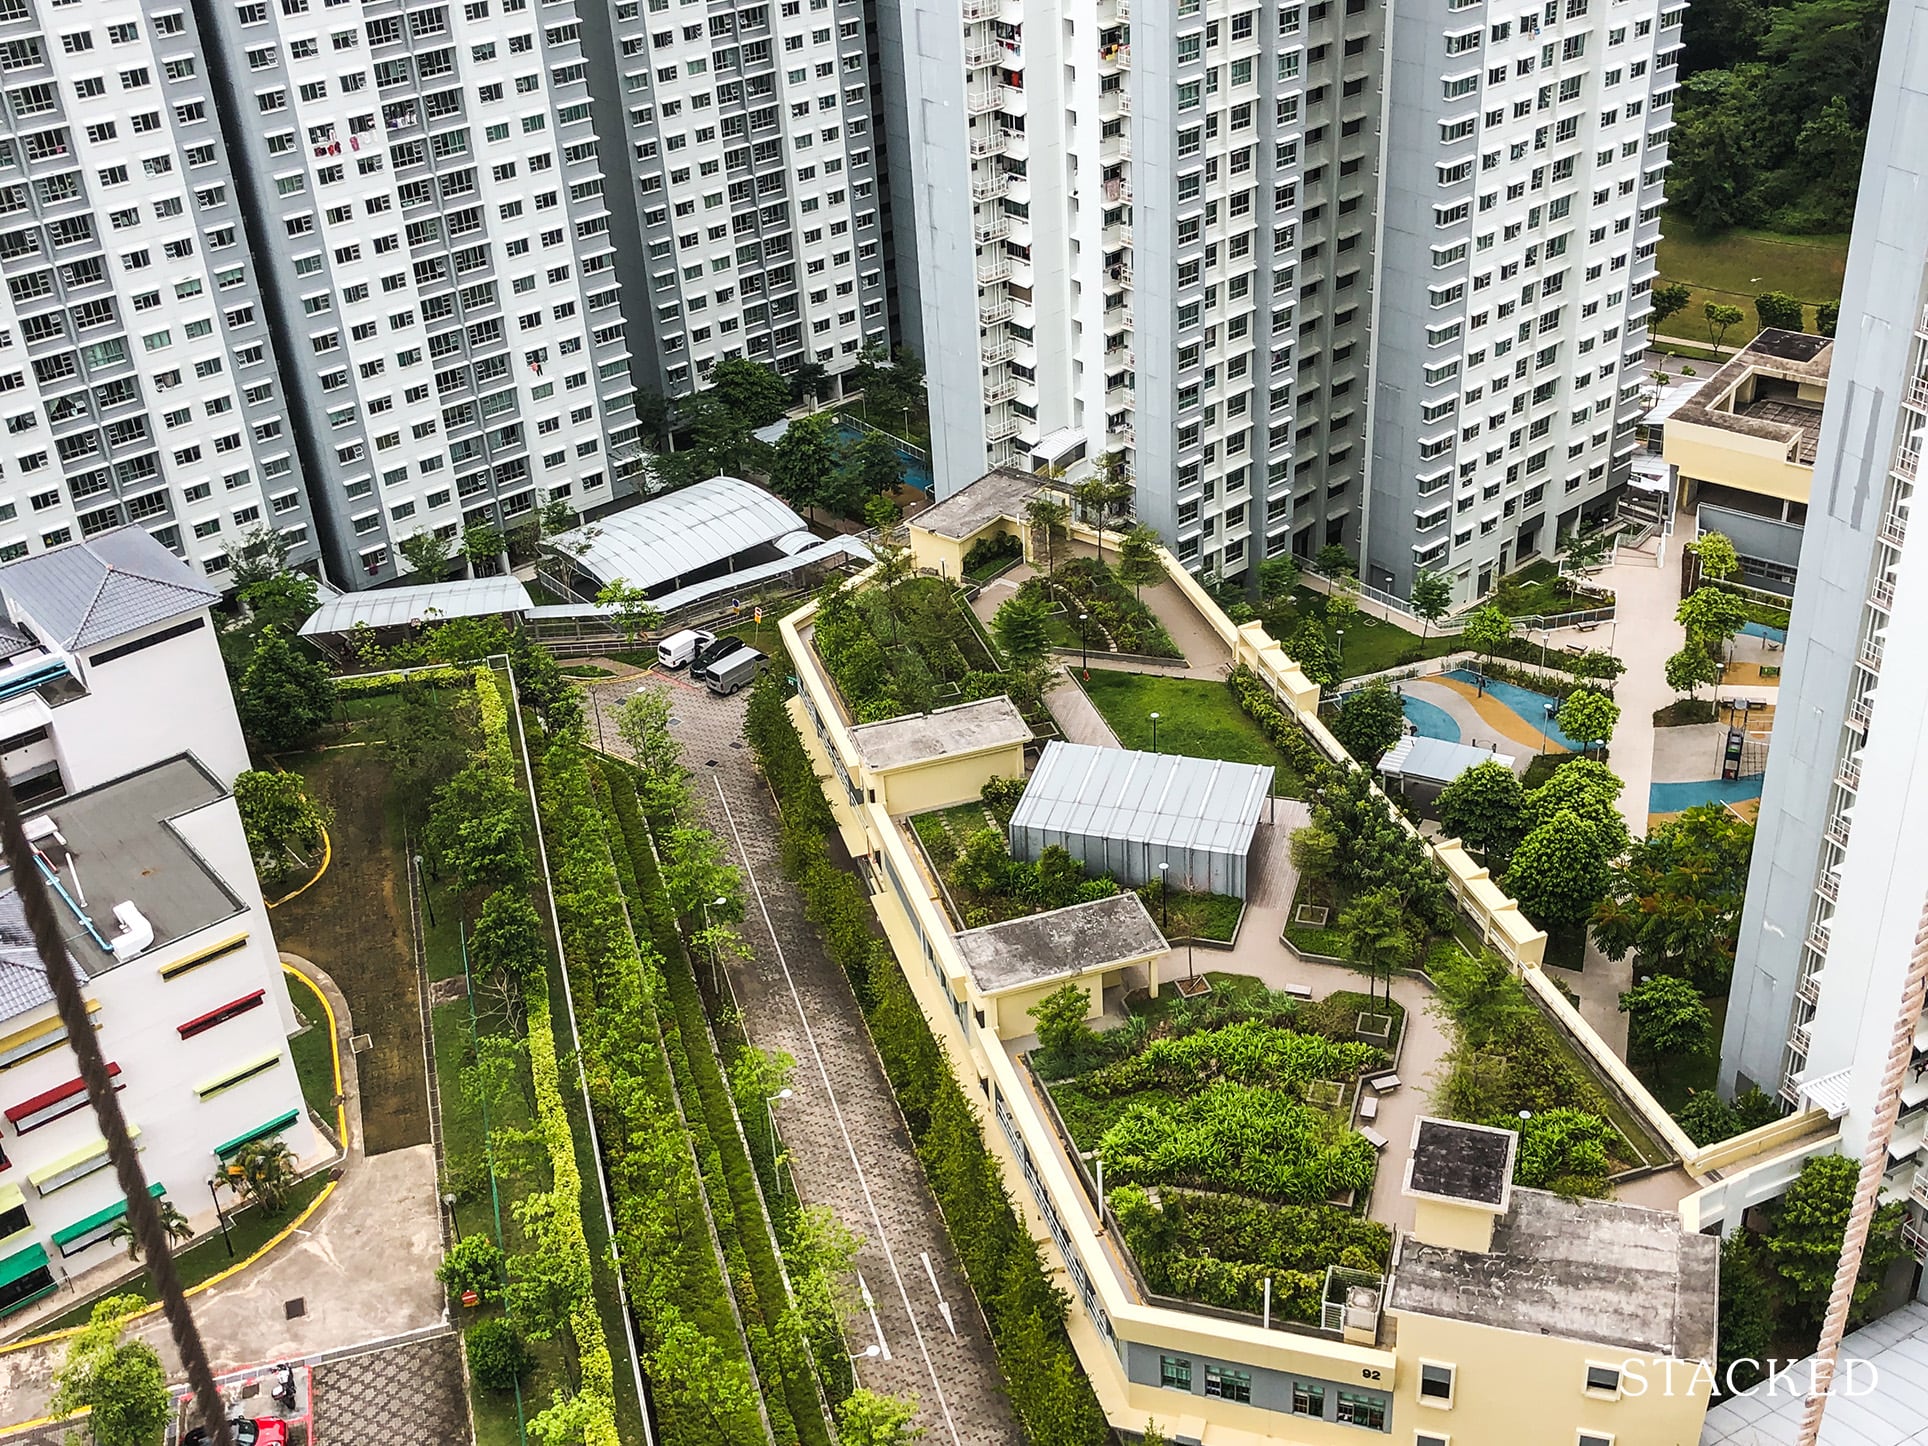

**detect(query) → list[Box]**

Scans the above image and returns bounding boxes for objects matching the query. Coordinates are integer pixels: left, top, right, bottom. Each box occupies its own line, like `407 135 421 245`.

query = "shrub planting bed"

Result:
1023 556 1181 658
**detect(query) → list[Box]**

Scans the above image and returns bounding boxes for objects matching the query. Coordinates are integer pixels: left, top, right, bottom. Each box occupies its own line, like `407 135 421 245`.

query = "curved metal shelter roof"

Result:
298 575 532 637
548 476 809 592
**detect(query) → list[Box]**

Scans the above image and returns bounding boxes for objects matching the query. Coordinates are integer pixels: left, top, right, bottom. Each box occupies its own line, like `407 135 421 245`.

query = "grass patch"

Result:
37 1172 335 1331
1656 217 1849 347
1636 994 1728 1114
284 971 339 1129
1270 588 1458 679
1489 559 1611 619
1080 669 1305 794
1654 698 1718 727
1163 891 1242 943
561 663 615 678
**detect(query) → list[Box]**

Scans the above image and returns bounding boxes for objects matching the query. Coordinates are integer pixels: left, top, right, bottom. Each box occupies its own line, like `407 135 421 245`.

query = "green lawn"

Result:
1488 560 1610 619
1164 891 1243 943
284 971 338 1128
1656 218 1849 345
1080 670 1305 794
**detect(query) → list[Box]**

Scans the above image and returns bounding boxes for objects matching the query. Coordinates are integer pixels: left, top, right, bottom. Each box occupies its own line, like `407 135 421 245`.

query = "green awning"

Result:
0 1243 47 1291
52 1182 165 1247
215 1109 299 1159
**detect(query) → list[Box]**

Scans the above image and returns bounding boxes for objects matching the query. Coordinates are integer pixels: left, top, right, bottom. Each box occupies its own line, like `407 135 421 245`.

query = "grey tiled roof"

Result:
0 889 85 1025
0 528 220 650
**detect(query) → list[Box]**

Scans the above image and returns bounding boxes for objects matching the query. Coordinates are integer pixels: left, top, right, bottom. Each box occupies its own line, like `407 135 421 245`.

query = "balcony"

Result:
1849 698 1875 734
1911 1168 1928 1211
1881 510 1908 547
973 213 1009 244
1826 814 1853 847
960 0 996 17
979 295 1015 325
967 130 1006 158
1098 41 1129 71
981 332 1017 363
1860 636 1885 673
1872 577 1896 611
1818 872 1841 904
965 85 1009 114
1100 90 1132 118
977 254 1011 284
1797 972 1824 1009
1910 376 1928 411
983 372 1018 404
1103 177 1133 204
1899 447 1922 481
1836 756 1862 791
1101 134 1132 163
986 409 1020 441
971 171 1009 201
1109 420 1135 446
963 42 1002 67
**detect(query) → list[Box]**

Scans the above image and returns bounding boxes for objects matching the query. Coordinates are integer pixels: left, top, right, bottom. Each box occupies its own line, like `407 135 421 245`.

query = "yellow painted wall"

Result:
1387 1310 1713 1446
1665 419 1813 506
909 520 1021 580
871 741 1026 816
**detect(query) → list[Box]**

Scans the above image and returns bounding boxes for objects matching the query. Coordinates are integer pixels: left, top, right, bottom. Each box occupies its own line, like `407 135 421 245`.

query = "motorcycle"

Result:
269 1363 296 1411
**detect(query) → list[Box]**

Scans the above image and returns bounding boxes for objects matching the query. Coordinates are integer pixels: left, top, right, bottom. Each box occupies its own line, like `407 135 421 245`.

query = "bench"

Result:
1357 1096 1379 1123
1283 982 1314 1001
1359 1127 1389 1151
1369 1074 1402 1094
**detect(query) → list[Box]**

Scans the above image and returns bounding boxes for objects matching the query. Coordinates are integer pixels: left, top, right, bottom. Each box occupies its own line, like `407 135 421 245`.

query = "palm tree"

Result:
229 1139 299 1215
1024 495 1070 579
107 1199 194 1261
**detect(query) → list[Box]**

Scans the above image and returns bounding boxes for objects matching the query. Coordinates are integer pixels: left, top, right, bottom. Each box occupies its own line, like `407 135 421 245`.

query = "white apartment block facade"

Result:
581 0 888 399
885 0 1678 601
0 0 323 585
1364 0 1681 603
202 0 640 585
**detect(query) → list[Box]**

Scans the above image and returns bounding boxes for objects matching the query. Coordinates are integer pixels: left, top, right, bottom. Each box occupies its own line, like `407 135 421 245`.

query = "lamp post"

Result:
1336 626 1346 662
1158 862 1169 931
1540 701 1554 756
442 1190 461 1241
698 895 730 993
1149 711 1160 753
414 854 434 927
207 1178 233 1258
765 1088 794 1196
1079 611 1090 679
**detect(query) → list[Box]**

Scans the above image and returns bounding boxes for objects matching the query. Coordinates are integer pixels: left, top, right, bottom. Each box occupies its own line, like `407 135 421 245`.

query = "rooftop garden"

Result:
1030 979 1394 1323
995 555 1182 661
1081 669 1307 795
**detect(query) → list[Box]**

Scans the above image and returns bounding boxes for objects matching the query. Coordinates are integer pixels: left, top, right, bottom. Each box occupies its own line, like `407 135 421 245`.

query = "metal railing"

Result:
972 213 1009 243
979 295 1015 325
970 171 1008 201
963 42 1001 66
981 333 1016 363
977 254 1012 284
967 130 1006 158
965 85 1008 113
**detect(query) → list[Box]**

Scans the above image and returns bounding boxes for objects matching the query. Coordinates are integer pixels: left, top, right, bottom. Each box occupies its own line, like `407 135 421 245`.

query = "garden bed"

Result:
1081 670 1306 795
1489 559 1614 617
1653 699 1718 727
1025 556 1182 659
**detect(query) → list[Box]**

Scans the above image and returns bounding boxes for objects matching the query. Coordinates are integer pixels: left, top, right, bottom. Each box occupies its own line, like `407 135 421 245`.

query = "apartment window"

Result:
1290 1381 1325 1417
1584 1365 1621 1397
1420 1362 1455 1405
1336 1392 1386 1429
1159 1356 1191 1392
1204 1365 1252 1403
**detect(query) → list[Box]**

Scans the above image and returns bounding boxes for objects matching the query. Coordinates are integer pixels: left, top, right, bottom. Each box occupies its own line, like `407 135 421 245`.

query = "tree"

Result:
1339 884 1413 1008
708 356 791 428
1816 300 1840 337
1409 569 1453 639
1664 640 1721 702
428 761 529 889
1460 603 1512 667
1754 289 1805 330
846 428 906 506
1310 544 1356 576
1523 757 1629 855
529 1389 605 1446
770 412 840 514
660 823 742 921
789 359 830 407
837 1389 924 1446
1690 530 1741 582
228 1137 298 1213
993 593 1053 669
1618 973 1714 1068
1718 1231 1775 1393
1704 300 1745 353
1676 585 1749 661
1593 804 1755 993
1332 680 1405 765
1435 760 1527 864
50 1295 169 1446
1117 525 1165 599
1503 811 1615 932
1029 983 1092 1069
236 626 337 753
1765 1154 1908 1326
506 1190 591 1343
1570 650 1626 685
1555 688 1619 757
466 1318 533 1391
648 1309 760 1438
1286 618 1338 686
234 769 330 878
1024 494 1071 576
595 578 663 648
1323 571 1361 634
1562 529 1611 579
400 528 455 579
1650 281 1693 331
229 525 290 589
1257 554 1300 601
105 1200 191 1262
238 570 320 636
470 890 547 994
617 685 686 816
462 522 506 574
437 1234 507 1303
1289 822 1339 881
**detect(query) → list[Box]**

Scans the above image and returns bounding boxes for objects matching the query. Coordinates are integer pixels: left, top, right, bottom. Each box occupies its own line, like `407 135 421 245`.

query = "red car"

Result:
182 1418 289 1446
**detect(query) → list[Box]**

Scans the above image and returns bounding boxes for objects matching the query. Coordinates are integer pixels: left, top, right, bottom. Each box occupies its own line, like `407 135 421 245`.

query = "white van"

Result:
656 628 714 669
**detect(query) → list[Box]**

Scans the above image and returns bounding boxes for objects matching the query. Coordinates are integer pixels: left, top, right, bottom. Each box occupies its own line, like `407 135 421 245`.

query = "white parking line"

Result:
709 773 964 1446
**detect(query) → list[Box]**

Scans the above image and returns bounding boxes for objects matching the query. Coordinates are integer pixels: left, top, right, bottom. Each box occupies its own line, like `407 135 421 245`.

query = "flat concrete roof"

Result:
852 697 1032 773
1406 1118 1514 1207
952 892 1165 995
910 468 1038 541
1672 328 1833 462
4 755 243 972
1389 1189 1718 1361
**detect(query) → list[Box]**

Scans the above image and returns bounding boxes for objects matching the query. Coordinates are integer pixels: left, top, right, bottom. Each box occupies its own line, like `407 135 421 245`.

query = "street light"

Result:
1336 626 1346 661
207 1178 233 1258
699 895 730 993
442 1190 461 1241
1539 701 1554 757
1149 711 1160 753
1158 861 1169 931
1078 611 1090 679
414 854 434 927
765 1088 794 1196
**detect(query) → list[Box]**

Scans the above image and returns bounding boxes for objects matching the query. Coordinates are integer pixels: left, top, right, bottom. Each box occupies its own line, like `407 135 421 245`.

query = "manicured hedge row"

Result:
744 674 1110 1446
336 664 472 696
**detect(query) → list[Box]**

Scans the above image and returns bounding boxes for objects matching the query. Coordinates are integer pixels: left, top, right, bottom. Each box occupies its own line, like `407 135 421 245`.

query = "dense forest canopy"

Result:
1668 0 1888 233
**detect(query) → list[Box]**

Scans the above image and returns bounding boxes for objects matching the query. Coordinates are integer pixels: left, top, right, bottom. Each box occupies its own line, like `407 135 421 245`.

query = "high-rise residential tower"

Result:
202 0 641 586
0 0 322 582
1721 0 1928 1188
881 0 1680 601
579 0 889 401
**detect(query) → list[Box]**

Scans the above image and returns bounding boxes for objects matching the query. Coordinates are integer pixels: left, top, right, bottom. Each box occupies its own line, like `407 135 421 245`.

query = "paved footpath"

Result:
589 677 1022 1446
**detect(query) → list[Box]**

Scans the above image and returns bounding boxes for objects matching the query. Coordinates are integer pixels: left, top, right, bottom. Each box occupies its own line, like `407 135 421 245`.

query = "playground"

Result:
1395 668 1577 772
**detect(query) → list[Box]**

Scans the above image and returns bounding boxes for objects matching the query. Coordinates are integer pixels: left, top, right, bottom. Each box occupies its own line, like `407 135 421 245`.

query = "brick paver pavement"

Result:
312 1335 465 1446
588 677 1022 1446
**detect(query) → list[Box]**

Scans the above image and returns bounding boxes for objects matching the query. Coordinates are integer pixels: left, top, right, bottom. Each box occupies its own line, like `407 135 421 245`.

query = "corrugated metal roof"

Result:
1007 741 1271 859
0 528 219 650
1378 735 1516 785
298 575 532 637
546 476 808 592
1701 1300 1928 1444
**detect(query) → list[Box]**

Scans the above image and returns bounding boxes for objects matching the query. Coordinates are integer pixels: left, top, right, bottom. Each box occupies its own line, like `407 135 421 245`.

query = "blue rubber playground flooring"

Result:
1740 620 1788 646
1648 776 1766 813
1441 669 1584 751
1401 694 1461 742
